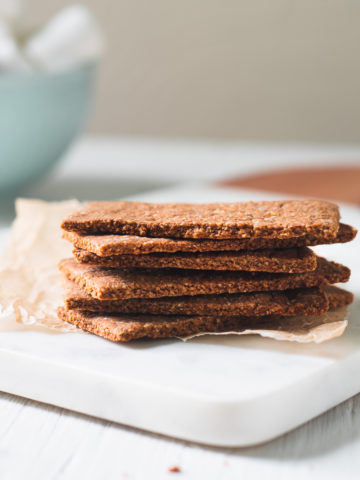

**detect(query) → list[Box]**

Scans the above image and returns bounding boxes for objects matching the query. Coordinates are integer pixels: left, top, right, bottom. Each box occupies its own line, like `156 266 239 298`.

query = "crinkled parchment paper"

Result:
0 199 348 342
182 307 348 343
0 199 81 332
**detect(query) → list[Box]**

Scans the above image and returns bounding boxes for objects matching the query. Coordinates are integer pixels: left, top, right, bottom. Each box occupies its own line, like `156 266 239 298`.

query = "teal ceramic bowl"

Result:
0 62 96 193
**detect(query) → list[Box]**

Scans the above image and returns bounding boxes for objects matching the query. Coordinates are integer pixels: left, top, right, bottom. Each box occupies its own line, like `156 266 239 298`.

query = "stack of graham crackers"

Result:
57 200 357 342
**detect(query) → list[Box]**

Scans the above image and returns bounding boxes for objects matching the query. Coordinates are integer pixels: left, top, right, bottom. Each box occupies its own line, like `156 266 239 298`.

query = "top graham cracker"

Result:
61 200 340 240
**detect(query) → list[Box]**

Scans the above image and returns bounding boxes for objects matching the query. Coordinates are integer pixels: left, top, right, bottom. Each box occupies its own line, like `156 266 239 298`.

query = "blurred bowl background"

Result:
0 62 96 193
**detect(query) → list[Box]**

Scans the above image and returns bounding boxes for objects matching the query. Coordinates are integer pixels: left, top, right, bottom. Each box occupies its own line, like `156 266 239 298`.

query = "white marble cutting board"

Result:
0 184 359 447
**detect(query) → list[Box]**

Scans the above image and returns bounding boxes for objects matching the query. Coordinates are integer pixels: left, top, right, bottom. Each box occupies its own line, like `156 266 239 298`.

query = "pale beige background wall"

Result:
27 1 360 142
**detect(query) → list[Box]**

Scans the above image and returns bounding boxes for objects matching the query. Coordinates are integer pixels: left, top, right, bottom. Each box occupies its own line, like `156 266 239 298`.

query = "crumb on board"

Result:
168 465 181 473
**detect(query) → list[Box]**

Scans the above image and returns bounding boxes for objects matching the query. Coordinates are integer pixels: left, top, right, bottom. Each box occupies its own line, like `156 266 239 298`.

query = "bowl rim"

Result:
0 60 97 83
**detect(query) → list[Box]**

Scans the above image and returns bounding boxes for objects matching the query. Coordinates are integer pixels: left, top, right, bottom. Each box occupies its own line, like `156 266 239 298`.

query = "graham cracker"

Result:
57 286 352 342
61 200 340 239
62 278 329 316
58 256 350 300
72 246 317 273
63 223 356 256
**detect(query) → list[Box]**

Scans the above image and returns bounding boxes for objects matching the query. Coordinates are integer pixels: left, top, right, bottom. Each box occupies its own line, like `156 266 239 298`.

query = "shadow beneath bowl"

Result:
22 175 171 202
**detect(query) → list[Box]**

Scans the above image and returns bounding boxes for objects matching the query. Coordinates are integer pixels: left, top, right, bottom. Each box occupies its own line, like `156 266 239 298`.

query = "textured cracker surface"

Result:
62 278 329 316
63 223 356 256
61 200 340 239
325 285 354 309
58 256 350 300
73 246 317 273
57 286 352 342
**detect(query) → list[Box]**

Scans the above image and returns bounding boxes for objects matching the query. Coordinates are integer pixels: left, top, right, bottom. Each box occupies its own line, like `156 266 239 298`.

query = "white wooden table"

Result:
1 136 360 480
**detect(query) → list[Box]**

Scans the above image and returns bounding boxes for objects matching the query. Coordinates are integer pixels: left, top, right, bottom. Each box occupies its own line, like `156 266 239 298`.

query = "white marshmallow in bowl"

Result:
24 4 104 71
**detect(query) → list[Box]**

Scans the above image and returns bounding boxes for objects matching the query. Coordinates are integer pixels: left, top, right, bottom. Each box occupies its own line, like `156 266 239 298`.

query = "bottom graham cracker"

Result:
57 285 353 342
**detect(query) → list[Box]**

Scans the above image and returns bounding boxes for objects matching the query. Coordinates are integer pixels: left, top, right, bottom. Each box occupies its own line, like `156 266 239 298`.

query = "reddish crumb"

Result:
168 466 181 473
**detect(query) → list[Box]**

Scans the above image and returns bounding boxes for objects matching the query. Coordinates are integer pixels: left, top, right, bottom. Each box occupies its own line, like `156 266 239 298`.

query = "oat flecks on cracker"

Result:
72 246 317 273
57 286 352 342
62 278 329 316
58 256 350 300
61 200 340 239
62 223 357 256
